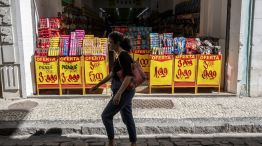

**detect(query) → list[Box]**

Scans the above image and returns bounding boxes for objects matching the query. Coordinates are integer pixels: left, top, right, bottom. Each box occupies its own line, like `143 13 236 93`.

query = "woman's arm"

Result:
112 75 132 105
116 76 132 95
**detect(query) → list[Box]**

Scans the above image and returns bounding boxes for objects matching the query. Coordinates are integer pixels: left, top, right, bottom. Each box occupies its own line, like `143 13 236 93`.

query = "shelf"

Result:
176 13 200 20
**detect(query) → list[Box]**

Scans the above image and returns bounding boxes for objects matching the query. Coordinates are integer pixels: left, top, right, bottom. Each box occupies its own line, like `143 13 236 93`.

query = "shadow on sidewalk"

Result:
0 100 39 137
0 109 29 136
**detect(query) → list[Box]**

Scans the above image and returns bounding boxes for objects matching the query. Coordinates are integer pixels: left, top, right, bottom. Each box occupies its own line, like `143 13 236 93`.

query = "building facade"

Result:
0 0 261 98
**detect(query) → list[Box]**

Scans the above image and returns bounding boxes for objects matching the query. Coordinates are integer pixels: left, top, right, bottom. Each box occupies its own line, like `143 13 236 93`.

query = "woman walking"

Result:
90 31 137 146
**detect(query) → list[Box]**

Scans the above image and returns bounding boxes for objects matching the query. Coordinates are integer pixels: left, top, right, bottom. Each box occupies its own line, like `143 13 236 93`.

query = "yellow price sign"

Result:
59 57 82 84
174 55 197 82
133 49 150 73
35 57 59 85
197 55 222 85
150 55 173 85
85 55 107 84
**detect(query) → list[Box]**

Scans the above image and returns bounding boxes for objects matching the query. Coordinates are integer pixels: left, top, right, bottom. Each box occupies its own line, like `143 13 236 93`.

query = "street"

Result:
1 134 262 146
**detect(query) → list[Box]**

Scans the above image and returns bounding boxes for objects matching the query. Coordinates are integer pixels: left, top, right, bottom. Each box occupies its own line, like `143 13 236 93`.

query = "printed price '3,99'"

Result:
61 73 80 83
38 72 58 83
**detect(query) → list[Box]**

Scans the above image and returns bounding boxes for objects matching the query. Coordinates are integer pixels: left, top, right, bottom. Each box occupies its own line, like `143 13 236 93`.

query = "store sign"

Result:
174 55 197 82
150 55 173 85
197 55 222 85
35 57 59 85
85 55 107 84
133 49 150 73
59 57 82 84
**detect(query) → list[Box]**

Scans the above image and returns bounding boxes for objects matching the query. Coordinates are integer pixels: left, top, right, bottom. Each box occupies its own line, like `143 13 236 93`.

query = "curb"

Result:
27 93 237 99
0 117 261 136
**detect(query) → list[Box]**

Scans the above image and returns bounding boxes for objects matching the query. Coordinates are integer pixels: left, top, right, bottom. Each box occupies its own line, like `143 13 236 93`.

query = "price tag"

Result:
150 55 173 85
133 49 150 73
174 55 197 82
85 55 107 84
197 55 222 85
59 57 82 84
35 57 59 85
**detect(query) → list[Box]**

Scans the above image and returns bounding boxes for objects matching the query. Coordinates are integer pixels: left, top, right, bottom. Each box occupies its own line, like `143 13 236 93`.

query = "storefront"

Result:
1 0 260 98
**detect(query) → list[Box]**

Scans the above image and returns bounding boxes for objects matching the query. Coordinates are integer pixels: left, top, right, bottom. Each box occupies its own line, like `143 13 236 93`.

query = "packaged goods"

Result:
174 37 186 55
186 38 198 54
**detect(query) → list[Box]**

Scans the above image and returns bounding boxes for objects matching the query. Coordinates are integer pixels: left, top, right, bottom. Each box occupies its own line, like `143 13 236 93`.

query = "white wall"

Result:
19 0 35 96
199 0 228 89
227 0 242 93
250 0 262 97
200 0 227 38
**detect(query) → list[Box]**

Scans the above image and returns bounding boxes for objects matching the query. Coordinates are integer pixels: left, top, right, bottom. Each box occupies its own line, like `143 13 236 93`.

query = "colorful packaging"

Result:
186 38 198 54
174 37 186 55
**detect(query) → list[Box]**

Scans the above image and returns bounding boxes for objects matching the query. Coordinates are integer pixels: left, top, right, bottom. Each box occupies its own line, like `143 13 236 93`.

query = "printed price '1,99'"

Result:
154 67 168 78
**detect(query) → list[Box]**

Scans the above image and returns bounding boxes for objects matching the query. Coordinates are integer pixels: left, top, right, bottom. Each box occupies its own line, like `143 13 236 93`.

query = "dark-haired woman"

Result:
90 31 137 146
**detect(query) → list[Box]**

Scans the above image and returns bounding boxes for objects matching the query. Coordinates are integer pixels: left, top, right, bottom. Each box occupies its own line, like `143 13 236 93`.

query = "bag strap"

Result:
117 51 134 68
117 57 122 68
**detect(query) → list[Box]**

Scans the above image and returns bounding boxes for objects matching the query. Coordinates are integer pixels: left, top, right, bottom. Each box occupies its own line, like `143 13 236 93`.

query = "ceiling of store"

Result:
90 0 175 25
91 0 153 24
103 8 146 24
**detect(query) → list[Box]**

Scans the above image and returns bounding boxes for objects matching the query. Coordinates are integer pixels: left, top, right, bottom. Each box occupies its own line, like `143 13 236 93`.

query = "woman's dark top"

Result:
112 51 133 80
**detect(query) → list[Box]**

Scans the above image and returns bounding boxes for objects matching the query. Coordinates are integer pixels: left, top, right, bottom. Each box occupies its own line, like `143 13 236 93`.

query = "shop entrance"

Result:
32 0 240 95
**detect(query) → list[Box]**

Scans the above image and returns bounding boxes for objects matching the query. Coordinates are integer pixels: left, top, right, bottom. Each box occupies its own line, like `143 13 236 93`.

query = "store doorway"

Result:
31 0 241 95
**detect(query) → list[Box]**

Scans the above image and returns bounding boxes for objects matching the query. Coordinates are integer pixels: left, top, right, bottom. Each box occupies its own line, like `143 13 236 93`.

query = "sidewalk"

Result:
0 96 262 136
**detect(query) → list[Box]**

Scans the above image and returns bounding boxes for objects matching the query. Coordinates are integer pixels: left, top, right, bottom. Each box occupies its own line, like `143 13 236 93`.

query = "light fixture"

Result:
137 7 149 18
99 8 106 13
116 8 120 16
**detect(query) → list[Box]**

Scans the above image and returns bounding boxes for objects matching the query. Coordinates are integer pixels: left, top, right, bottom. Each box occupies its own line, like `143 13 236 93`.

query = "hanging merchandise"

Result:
99 38 108 56
37 38 50 49
35 38 49 56
60 35 70 56
35 17 61 57
150 33 178 55
82 35 108 56
69 30 85 56
150 33 160 55
39 18 50 29
39 18 61 37
173 37 186 55
83 35 94 56
125 27 152 50
186 38 198 54
197 39 222 55
48 37 60 56
163 33 174 55
75 30 85 56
